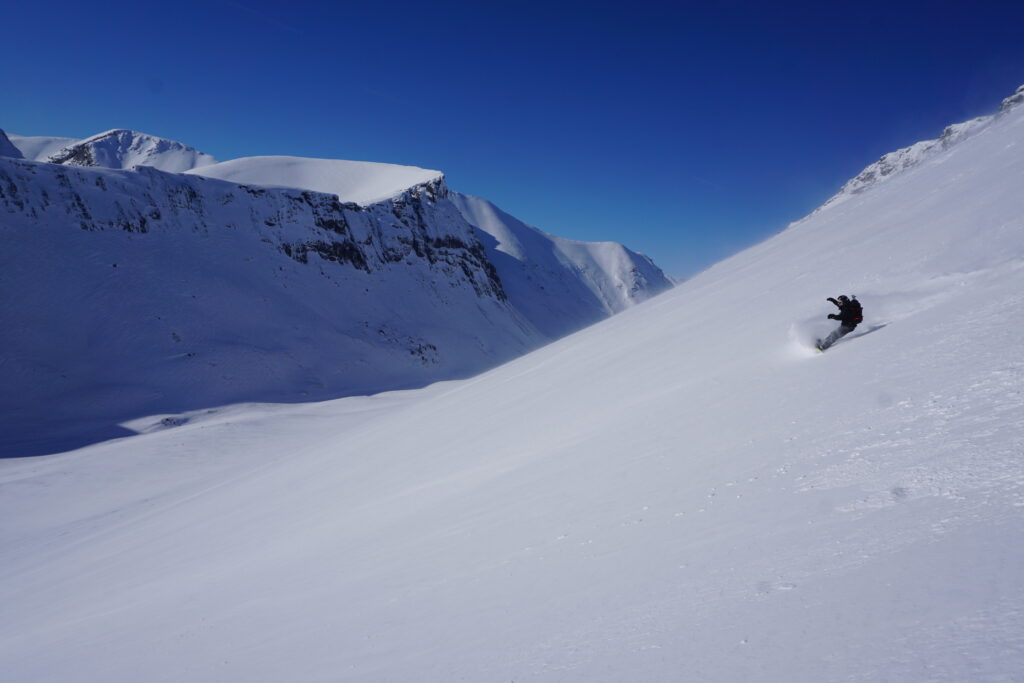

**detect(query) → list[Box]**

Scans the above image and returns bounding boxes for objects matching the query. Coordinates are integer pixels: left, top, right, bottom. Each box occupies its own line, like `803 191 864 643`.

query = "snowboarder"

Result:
816 295 863 351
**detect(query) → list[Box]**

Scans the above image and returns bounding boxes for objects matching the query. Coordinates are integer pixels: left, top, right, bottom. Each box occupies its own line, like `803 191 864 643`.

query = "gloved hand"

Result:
827 314 838 320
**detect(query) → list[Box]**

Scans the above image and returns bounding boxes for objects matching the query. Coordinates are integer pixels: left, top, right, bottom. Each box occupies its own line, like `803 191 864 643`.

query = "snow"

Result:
4 133 79 161
47 129 217 172
451 191 670 338
818 85 1024 212
0 162 537 457
0 155 668 458
0 129 24 158
187 155 444 206
2 92 1024 681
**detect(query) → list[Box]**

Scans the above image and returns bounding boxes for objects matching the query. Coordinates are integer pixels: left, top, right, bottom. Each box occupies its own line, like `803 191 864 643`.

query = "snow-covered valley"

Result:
2 87 1023 681
0 130 669 457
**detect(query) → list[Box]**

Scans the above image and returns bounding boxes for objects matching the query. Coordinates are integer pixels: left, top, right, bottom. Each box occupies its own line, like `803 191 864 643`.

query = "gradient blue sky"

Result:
3 0 1023 276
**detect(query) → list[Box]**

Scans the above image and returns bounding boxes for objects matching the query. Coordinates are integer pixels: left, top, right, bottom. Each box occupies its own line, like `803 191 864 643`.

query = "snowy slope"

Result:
451 191 671 338
819 84 1024 211
5 133 79 161
46 129 217 172
3 125 669 326
187 155 443 206
2 89 1023 682
0 161 543 456
0 130 670 457
0 129 23 158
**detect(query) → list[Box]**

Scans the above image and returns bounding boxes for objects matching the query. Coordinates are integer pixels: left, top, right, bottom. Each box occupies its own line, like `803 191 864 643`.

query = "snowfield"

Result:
2 90 1024 681
187 155 444 206
3 132 79 161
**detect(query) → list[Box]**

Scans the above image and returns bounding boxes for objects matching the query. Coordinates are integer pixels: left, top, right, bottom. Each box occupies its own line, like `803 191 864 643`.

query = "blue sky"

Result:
3 0 1022 276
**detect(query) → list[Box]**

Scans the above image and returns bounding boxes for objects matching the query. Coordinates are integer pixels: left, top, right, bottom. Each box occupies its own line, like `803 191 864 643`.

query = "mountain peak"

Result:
47 129 217 173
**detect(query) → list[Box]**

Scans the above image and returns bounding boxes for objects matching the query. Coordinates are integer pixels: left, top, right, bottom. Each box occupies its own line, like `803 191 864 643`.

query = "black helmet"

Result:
837 295 850 303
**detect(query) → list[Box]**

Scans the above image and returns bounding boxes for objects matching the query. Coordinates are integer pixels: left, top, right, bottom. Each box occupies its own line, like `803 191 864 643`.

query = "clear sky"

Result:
3 0 1023 276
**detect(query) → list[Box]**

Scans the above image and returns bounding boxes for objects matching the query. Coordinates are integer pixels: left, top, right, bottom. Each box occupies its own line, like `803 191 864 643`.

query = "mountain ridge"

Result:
45 128 218 173
817 83 1024 212
451 191 667 337
0 149 670 456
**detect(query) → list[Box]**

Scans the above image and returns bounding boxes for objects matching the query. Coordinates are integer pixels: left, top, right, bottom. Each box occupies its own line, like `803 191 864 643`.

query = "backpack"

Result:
848 297 863 324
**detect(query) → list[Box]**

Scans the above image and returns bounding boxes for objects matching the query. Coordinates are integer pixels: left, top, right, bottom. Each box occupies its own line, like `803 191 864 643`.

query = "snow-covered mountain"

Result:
3 85 1022 682
190 157 672 335
4 132 79 161
187 155 443 206
0 161 529 455
819 84 1024 211
0 135 671 456
451 191 668 338
44 129 218 172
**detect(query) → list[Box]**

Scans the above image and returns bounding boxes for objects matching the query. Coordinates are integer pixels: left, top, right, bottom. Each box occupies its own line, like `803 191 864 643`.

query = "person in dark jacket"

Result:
816 295 863 351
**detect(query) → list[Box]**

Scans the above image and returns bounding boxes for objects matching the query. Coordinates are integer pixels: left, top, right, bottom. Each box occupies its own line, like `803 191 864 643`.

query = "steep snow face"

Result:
0 135 671 456
549 235 668 310
0 129 23 158
0 160 535 456
819 83 1024 211
47 129 217 172
187 156 443 206
5 133 79 161
2 90 1023 682
451 191 672 338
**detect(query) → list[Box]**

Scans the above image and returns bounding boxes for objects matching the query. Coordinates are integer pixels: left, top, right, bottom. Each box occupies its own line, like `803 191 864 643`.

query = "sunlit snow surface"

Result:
4 133 79 161
3 103 1024 681
451 191 669 336
0 152 669 457
187 155 444 206
60 129 218 173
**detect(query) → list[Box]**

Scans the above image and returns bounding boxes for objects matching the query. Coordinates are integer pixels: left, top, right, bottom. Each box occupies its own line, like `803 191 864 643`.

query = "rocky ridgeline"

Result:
818 84 1024 212
0 132 672 450
0 159 506 303
45 129 219 172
